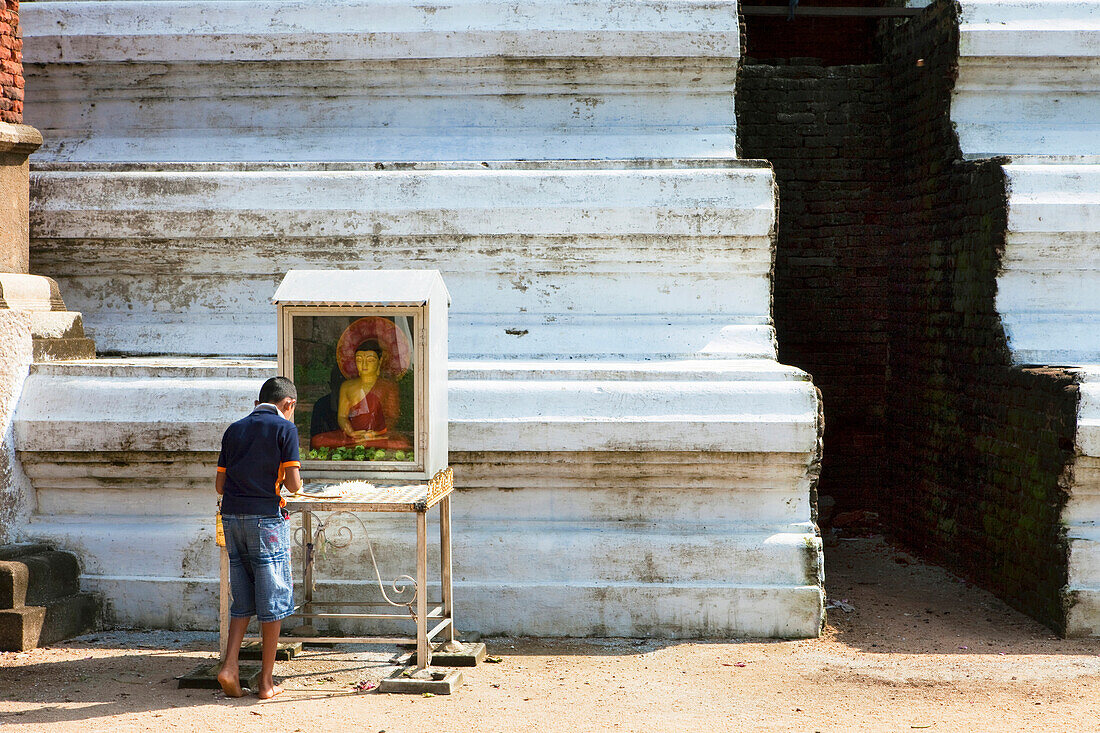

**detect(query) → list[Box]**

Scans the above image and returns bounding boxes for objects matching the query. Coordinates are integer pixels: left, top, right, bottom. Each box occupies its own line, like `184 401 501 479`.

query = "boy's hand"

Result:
283 466 303 495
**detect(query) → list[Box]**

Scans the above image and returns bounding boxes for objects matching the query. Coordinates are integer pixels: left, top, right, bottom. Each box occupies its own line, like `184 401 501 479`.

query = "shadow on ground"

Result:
0 640 399 727
824 536 1100 656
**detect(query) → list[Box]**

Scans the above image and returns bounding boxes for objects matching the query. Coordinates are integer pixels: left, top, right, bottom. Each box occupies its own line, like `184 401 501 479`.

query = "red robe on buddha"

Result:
310 379 411 450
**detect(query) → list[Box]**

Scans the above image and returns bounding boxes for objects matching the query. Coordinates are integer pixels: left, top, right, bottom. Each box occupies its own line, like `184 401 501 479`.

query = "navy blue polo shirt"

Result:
217 404 301 516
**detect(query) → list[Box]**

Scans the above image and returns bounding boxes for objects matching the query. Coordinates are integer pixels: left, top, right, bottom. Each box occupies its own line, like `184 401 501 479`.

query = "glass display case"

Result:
272 270 450 480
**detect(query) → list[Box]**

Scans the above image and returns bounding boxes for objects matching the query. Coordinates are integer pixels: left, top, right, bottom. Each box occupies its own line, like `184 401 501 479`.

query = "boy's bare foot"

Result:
257 681 284 700
217 665 246 698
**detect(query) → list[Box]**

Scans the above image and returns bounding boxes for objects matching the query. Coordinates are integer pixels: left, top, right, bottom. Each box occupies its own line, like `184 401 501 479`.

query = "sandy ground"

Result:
3 536 1100 732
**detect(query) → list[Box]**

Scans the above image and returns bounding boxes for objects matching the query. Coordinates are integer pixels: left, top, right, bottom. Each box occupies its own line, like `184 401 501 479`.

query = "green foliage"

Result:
294 340 339 397
396 368 415 434
306 446 415 463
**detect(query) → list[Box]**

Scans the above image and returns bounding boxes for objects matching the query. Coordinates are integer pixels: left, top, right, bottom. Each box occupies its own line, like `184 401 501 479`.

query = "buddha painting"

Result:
307 316 413 453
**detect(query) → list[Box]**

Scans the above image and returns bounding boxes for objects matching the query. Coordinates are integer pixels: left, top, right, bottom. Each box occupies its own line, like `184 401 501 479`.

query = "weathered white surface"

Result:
999 163 1100 366
956 3 1100 634
956 0 1100 158
15 358 823 636
1062 367 1100 636
22 0 740 62
30 161 779 359
22 1 739 162
0 311 34 545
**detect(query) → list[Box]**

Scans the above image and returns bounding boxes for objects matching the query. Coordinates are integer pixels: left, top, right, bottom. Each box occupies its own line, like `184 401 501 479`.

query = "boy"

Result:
215 376 303 699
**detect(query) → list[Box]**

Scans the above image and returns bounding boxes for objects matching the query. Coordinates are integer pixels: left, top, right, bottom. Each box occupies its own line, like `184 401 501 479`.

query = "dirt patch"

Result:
2 537 1099 731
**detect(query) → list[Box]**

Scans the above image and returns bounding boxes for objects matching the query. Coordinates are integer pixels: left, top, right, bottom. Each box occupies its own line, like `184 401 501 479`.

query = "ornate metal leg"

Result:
416 510 429 670
440 496 455 646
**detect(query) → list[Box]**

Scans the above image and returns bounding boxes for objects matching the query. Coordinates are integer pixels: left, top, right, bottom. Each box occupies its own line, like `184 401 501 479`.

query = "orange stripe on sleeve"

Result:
276 462 297 508
216 466 226 473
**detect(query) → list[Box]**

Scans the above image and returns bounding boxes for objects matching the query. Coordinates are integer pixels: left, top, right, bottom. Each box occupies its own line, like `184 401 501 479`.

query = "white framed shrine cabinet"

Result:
272 270 450 481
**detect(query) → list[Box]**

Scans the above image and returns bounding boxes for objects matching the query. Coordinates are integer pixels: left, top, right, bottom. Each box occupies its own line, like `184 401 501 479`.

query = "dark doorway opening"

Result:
741 0 904 65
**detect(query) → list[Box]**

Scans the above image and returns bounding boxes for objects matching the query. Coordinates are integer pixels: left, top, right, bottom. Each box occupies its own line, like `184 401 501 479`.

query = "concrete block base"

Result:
178 662 261 691
377 667 464 695
240 641 301 661
410 641 487 668
0 551 81 607
0 544 98 651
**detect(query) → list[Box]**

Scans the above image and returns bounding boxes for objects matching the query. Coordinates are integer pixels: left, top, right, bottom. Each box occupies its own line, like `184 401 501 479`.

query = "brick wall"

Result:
737 61 892 511
0 0 22 124
738 0 1081 631
879 1 1079 631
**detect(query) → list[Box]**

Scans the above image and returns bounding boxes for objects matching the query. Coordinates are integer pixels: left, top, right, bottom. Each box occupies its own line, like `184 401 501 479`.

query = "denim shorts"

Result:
222 514 295 623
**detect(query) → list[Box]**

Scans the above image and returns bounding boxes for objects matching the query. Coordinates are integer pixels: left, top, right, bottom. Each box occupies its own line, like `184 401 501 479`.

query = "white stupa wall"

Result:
22 0 739 163
999 163 1100 367
14 0 826 637
955 0 1100 159
29 161 778 359
956 0 1100 635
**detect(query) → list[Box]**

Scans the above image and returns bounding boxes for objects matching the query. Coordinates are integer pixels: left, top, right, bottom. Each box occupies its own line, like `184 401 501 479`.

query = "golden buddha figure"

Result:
309 319 412 451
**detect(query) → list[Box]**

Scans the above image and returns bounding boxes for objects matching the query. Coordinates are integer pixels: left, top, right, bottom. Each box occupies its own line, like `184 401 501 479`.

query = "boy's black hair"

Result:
258 376 297 404
355 339 382 355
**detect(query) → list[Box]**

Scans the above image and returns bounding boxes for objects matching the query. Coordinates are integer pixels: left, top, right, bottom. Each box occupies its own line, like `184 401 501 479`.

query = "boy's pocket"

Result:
257 517 289 558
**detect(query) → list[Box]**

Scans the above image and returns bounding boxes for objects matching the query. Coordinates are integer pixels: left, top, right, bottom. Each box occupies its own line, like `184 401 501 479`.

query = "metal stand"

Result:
218 468 456 674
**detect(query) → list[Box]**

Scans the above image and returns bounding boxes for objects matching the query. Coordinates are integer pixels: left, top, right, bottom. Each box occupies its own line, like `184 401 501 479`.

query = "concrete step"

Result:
0 606 43 651
0 551 82 608
14 356 817 455
33 336 96 362
30 311 88 340
0 543 53 561
0 592 99 651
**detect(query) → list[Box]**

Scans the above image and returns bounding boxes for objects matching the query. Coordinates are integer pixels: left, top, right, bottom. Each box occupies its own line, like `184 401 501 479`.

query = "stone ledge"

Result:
13 361 819 454
0 274 65 312
0 123 42 157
